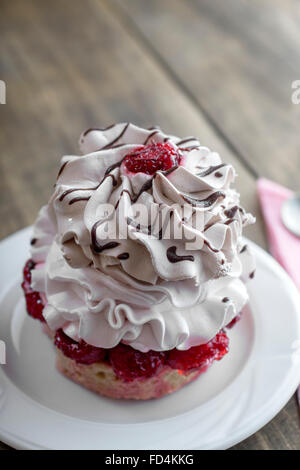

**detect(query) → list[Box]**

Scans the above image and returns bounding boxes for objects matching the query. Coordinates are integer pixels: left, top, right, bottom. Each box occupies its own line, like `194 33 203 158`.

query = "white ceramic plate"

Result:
0 227 300 450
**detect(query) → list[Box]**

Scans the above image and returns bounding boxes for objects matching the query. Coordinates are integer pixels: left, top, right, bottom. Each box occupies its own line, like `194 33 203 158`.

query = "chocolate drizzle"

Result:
102 122 129 150
82 124 116 137
166 246 194 263
179 145 200 151
57 161 68 179
115 189 134 210
161 165 178 177
222 297 230 303
225 218 237 225
182 191 225 208
144 130 160 145
69 196 91 205
30 238 37 246
59 173 118 204
117 252 130 260
105 160 123 175
97 143 129 151
197 164 227 178
224 205 239 219
103 173 118 186
176 137 198 146
114 167 179 211
240 245 247 254
91 238 120 254
59 186 98 202
204 240 219 253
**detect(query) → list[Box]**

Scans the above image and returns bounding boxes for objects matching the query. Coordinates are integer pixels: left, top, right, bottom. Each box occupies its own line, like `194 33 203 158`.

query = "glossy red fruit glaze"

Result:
123 142 181 175
166 331 229 371
109 343 166 382
22 259 45 323
54 329 107 365
226 313 242 329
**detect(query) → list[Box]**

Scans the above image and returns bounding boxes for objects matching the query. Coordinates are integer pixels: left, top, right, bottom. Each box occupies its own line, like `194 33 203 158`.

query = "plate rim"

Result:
0 226 300 450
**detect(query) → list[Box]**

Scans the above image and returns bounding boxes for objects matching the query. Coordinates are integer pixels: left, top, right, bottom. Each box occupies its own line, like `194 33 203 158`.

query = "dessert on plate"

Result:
22 123 255 400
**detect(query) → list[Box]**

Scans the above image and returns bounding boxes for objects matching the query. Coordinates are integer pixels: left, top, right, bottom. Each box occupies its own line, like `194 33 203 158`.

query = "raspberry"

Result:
54 329 229 378
109 343 166 382
123 142 181 175
166 331 229 371
54 329 107 365
22 259 45 322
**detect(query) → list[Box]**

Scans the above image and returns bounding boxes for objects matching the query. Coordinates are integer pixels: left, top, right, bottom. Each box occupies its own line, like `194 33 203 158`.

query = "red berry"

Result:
22 259 46 323
166 332 229 371
123 142 181 175
54 329 107 365
109 343 166 382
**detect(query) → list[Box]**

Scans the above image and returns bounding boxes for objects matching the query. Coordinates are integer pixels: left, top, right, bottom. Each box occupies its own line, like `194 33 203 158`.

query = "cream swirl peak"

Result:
30 123 255 352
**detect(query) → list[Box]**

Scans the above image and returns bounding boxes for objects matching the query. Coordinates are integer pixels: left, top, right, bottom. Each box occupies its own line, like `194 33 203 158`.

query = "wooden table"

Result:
0 0 299 450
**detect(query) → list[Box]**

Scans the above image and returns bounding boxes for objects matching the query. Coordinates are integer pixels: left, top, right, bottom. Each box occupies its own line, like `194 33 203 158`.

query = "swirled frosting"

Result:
30 123 255 352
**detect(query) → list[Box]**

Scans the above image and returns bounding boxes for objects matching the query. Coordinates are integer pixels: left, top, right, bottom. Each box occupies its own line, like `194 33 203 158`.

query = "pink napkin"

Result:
257 178 300 292
257 178 300 408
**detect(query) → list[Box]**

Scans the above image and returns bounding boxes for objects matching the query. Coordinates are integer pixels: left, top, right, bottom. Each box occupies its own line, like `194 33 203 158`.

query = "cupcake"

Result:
22 123 255 400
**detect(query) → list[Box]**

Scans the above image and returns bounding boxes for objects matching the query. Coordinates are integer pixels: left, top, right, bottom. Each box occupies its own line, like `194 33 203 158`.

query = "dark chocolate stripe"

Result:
115 178 154 210
160 165 178 177
59 174 117 204
179 145 200 151
57 161 68 179
115 189 133 210
102 122 129 150
166 246 194 263
117 252 130 260
182 191 225 208
87 161 177 249
91 225 120 254
59 185 99 202
102 173 118 186
197 164 227 178
204 240 219 253
104 143 128 150
82 124 116 137
105 160 123 175
176 137 198 146
143 130 160 145
224 205 239 219
225 218 237 225
69 196 91 205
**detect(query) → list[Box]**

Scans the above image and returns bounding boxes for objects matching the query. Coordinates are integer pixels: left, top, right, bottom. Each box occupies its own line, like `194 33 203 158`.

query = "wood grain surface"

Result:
0 0 299 450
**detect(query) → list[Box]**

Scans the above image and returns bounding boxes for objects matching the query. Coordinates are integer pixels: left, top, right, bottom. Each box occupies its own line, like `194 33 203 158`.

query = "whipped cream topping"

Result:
30 123 255 352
